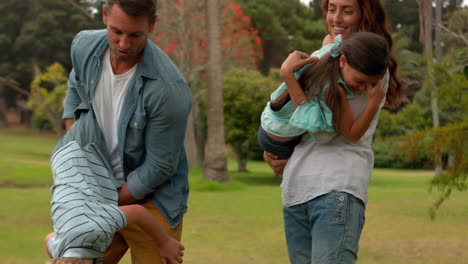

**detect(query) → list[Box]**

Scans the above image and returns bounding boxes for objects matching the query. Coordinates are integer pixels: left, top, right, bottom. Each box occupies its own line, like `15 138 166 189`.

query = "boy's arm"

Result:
119 205 184 264
337 83 386 142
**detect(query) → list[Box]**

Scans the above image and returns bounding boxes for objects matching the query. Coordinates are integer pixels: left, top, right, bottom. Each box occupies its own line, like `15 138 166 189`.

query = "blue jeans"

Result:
283 192 366 264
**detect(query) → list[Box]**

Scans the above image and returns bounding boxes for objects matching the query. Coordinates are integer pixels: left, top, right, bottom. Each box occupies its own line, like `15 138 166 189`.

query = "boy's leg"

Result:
283 203 312 264
310 192 366 264
103 231 129 264
106 200 183 264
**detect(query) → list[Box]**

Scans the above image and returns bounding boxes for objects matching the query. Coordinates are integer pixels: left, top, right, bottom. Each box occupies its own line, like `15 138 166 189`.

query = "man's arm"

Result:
65 119 75 132
62 68 81 128
125 80 191 201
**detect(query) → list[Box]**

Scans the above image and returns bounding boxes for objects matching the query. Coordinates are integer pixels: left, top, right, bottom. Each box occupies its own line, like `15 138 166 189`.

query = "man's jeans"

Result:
283 192 366 264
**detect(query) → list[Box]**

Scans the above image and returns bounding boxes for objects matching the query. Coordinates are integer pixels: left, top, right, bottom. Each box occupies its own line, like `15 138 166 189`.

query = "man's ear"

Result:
149 15 158 33
102 5 108 25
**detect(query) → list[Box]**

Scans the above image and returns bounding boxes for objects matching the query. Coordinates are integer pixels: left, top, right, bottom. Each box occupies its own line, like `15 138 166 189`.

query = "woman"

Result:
262 0 402 263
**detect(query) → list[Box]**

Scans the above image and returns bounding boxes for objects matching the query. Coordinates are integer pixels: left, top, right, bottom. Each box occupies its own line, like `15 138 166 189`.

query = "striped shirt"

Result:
47 141 127 261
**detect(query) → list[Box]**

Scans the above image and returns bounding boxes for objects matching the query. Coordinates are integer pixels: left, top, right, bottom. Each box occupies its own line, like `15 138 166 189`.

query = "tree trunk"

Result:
203 0 229 182
421 0 442 177
192 94 205 165
235 151 248 172
0 91 8 128
184 111 201 168
433 0 443 177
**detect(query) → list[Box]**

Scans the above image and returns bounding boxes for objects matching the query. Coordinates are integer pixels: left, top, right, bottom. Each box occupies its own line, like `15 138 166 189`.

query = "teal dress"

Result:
260 35 353 142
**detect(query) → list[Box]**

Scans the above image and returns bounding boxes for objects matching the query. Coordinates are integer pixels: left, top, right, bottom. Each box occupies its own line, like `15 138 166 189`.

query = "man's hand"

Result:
118 184 137 205
263 151 288 176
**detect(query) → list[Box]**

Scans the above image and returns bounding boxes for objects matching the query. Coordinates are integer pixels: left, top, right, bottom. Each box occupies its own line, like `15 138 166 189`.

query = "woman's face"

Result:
325 0 362 40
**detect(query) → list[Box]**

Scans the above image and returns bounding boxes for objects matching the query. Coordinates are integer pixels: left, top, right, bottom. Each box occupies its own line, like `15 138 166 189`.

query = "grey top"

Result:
281 71 389 206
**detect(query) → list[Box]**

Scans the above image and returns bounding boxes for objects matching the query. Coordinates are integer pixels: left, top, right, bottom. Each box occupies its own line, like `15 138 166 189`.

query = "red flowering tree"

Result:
152 0 263 167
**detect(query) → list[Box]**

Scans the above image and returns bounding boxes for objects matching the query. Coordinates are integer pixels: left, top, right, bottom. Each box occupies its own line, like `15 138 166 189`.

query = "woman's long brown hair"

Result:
321 0 402 109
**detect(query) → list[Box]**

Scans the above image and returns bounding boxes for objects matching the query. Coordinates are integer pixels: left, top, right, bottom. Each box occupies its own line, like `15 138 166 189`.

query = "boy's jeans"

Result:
283 192 366 264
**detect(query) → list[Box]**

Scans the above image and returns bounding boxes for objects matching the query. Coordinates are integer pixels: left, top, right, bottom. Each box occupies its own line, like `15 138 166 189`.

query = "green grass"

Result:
1 128 467 264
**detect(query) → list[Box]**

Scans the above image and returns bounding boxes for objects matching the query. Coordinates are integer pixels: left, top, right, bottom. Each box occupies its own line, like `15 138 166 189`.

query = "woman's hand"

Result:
263 151 288 175
280 51 318 80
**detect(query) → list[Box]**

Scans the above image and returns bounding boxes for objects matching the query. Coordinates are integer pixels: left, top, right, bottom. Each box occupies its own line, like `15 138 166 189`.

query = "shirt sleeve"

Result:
62 68 82 119
126 79 191 199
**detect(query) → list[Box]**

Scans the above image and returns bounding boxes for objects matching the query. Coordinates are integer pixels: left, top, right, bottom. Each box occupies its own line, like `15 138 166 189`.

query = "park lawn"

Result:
0 128 467 264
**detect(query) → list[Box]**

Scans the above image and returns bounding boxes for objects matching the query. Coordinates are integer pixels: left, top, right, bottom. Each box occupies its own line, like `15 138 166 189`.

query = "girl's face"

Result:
325 0 362 40
339 55 381 92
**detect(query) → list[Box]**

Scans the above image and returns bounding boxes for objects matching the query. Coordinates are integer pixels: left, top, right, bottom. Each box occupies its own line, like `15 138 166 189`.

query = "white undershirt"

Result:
93 48 137 184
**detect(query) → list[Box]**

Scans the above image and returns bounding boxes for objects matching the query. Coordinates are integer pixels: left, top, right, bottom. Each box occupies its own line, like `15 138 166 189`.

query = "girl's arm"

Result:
279 51 318 108
119 205 184 264
337 83 386 142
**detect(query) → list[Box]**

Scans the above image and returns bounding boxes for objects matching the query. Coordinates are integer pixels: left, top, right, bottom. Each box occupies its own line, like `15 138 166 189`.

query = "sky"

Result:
299 0 468 7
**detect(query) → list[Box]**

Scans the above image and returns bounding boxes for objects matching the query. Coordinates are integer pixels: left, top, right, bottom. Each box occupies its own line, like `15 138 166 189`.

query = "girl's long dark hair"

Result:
297 32 389 130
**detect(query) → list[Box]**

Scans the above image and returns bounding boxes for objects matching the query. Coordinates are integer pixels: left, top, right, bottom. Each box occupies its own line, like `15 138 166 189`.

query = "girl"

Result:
259 32 389 159
262 0 403 263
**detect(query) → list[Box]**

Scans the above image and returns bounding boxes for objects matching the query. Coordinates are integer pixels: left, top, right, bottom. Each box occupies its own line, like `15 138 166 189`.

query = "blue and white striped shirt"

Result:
48 141 127 261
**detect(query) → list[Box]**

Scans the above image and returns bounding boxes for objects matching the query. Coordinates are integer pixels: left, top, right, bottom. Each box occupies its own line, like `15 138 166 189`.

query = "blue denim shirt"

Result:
63 30 192 227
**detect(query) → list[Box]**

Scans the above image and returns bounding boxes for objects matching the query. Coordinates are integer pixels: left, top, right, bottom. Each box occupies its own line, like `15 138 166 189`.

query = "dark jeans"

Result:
257 126 302 159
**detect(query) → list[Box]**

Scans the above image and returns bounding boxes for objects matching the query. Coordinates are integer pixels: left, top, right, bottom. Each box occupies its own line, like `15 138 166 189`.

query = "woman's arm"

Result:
337 83 386 142
119 205 184 264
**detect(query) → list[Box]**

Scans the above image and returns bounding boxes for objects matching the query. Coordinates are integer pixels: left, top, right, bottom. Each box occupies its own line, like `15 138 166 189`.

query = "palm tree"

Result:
419 0 442 176
203 0 229 182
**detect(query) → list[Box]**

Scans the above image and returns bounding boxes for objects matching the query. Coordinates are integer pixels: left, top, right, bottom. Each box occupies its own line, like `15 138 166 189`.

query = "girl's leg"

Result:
309 192 366 264
283 203 312 264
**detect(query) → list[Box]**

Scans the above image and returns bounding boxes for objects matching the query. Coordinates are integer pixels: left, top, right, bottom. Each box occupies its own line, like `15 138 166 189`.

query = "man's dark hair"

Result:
106 0 157 21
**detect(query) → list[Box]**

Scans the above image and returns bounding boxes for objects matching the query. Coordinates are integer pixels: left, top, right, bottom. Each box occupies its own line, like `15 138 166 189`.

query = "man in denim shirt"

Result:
62 0 191 263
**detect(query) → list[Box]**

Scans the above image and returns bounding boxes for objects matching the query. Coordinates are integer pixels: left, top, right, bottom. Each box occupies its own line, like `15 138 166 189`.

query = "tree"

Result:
27 63 68 137
236 0 326 74
153 0 263 168
204 0 229 182
223 68 275 171
392 9 468 216
419 0 442 177
0 0 99 126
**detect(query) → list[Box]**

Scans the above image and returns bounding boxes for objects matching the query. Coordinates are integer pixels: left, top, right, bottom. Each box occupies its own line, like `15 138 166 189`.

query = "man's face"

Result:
103 4 156 65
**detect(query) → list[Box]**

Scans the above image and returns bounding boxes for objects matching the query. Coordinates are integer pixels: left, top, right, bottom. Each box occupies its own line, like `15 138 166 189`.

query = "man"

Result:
62 0 191 263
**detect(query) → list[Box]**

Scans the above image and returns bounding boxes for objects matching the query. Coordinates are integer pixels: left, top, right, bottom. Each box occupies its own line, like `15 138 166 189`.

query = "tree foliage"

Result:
27 63 68 137
236 0 326 74
0 0 99 122
223 68 276 171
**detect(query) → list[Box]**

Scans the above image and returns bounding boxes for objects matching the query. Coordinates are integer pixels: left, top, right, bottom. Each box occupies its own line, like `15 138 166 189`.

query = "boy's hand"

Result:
160 237 185 264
